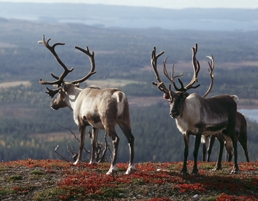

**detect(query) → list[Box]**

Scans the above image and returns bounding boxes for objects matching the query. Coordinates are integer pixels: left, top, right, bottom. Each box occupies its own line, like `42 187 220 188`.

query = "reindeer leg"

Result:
192 133 202 175
202 141 207 162
207 135 215 162
118 122 135 174
228 114 239 174
73 124 86 165
106 128 119 175
239 131 250 162
89 127 99 164
231 135 239 174
181 133 189 175
212 136 224 171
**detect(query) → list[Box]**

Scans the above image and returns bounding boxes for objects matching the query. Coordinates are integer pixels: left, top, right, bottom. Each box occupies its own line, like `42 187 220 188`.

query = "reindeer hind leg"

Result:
118 122 135 174
105 128 119 175
89 127 99 164
239 131 249 162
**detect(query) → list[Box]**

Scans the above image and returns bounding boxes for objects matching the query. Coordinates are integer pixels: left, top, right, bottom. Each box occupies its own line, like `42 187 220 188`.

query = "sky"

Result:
0 0 258 9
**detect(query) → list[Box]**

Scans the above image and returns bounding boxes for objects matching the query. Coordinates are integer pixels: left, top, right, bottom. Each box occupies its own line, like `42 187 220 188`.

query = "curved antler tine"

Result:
203 55 215 98
206 55 214 71
183 43 200 91
174 78 186 92
163 57 183 84
150 46 169 95
71 46 97 84
151 47 164 84
163 57 172 82
50 73 59 80
45 87 60 98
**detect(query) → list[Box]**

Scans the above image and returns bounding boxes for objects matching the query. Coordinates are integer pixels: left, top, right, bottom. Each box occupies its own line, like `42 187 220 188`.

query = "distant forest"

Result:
0 18 258 163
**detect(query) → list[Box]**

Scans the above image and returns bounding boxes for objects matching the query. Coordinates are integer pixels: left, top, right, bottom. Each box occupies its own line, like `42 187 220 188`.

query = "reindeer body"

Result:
74 87 127 128
171 93 238 174
174 94 238 135
51 83 134 174
38 35 135 175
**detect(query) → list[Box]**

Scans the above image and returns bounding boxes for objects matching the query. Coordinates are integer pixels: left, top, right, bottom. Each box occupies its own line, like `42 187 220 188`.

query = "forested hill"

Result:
0 11 258 163
0 2 258 31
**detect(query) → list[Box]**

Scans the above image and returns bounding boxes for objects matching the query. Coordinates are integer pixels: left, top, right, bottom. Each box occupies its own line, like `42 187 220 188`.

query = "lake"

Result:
238 109 258 123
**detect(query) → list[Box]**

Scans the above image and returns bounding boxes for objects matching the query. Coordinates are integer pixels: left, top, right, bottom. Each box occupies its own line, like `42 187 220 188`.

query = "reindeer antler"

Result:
202 55 214 98
38 35 98 97
45 87 60 98
171 43 200 93
150 46 168 93
38 35 74 87
70 46 97 84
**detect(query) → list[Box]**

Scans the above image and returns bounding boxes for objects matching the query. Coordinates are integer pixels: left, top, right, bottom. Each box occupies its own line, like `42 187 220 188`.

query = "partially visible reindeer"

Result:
198 61 249 164
151 44 239 174
205 111 249 163
38 35 135 175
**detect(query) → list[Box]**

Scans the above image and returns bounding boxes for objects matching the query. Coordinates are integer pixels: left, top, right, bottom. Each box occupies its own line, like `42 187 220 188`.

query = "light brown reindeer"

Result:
151 44 239 174
38 35 135 175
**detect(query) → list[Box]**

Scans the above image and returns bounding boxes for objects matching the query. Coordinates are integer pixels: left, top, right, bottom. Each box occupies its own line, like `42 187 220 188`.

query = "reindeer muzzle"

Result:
170 109 179 118
50 101 59 110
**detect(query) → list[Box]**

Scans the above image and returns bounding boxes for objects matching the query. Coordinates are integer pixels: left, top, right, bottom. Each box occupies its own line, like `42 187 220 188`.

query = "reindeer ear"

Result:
163 93 170 100
74 83 80 88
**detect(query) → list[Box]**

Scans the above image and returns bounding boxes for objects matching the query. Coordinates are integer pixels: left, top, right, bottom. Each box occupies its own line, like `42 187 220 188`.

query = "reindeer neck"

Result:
66 87 83 111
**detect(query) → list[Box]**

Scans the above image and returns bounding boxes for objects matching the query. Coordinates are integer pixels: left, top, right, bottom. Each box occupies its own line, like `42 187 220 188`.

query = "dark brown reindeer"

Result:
38 35 135 175
151 44 239 174
205 111 249 163
199 61 250 164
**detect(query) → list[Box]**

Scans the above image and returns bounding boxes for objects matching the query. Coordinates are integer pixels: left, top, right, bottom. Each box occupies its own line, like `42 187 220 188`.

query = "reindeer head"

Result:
49 83 78 110
38 35 96 110
151 44 214 118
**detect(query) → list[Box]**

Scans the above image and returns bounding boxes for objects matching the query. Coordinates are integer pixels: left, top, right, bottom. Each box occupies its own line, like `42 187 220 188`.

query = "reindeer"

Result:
198 62 249 164
151 44 239 174
38 35 135 175
205 111 249 163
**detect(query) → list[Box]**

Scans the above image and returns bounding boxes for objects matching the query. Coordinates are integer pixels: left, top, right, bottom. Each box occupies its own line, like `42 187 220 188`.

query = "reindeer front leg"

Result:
73 124 86 165
212 137 224 171
181 133 189 175
192 132 202 174
89 127 99 164
207 135 216 162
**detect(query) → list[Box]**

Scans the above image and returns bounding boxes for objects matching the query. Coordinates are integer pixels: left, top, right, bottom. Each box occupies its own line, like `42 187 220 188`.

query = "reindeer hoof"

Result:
125 164 136 175
180 170 189 175
106 165 117 175
211 165 222 171
191 169 199 175
89 160 97 165
230 168 239 174
73 160 79 165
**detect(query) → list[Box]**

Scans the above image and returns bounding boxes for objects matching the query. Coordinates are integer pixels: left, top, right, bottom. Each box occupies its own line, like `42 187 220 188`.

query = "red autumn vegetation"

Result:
0 159 257 200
